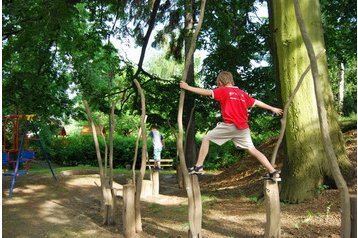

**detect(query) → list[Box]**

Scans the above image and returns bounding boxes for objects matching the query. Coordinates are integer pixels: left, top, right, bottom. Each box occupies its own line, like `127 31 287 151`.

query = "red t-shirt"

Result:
212 86 256 129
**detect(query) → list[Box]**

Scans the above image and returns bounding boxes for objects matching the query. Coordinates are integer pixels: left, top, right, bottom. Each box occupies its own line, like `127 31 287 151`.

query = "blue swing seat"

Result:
3 151 36 175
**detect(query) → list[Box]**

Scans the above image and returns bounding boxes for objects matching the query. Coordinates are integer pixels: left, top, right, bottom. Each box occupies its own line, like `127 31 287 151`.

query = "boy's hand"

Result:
180 81 189 90
272 107 283 116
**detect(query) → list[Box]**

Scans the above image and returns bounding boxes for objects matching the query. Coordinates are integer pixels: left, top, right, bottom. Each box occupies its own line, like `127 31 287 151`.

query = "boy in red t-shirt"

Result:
180 71 283 181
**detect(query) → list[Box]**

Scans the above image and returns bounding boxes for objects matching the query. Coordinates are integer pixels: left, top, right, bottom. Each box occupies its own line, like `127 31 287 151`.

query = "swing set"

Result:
2 114 57 198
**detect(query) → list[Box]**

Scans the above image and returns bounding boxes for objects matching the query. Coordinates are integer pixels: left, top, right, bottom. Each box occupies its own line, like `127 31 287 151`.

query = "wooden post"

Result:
351 195 357 238
176 163 184 189
192 175 202 238
123 184 135 238
141 180 153 198
264 180 281 238
152 171 159 196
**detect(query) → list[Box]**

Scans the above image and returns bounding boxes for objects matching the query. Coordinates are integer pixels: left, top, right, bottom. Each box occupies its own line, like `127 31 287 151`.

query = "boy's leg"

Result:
195 136 210 167
247 147 276 173
153 148 161 168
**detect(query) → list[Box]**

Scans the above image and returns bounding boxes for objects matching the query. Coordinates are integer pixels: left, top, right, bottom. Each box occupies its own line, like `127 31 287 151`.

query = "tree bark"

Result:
293 1 351 236
184 0 197 168
270 0 352 203
123 184 136 238
177 1 206 237
264 181 281 238
82 100 115 225
130 0 161 232
338 62 345 114
133 79 148 232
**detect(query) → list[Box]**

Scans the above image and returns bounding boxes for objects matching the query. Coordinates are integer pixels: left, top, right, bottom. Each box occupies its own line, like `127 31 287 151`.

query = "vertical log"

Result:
152 171 159 196
264 181 281 238
176 161 184 189
176 1 207 237
338 62 345 113
192 176 202 238
123 184 136 238
141 180 153 198
350 195 357 238
293 1 351 236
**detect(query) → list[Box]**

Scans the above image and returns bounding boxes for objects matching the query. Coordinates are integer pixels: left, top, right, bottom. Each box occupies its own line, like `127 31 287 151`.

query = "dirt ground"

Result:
2 129 356 238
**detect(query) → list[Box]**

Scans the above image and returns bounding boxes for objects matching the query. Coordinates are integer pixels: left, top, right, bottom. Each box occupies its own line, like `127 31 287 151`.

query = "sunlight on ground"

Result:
21 184 47 194
65 175 101 187
39 200 71 224
3 196 28 205
142 194 187 205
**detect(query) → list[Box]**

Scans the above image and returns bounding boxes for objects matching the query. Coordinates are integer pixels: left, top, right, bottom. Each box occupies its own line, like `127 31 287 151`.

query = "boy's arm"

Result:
180 81 212 97
255 100 283 116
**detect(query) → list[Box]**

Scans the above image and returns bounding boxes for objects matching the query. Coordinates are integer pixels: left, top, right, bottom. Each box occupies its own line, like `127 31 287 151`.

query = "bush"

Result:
204 141 244 169
50 134 178 168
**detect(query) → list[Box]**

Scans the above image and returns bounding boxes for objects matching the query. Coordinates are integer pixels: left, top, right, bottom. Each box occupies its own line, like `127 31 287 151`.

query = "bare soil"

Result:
2 130 356 238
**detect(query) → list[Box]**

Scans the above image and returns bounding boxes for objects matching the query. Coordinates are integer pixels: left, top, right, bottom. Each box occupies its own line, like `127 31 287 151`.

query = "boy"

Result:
179 71 283 181
148 126 165 170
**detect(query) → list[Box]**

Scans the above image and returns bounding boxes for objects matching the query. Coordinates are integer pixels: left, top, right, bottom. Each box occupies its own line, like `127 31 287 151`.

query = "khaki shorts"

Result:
204 123 255 149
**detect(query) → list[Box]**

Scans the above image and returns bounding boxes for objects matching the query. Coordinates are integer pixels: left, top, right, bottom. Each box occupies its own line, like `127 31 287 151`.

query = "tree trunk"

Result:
130 0 161 232
338 62 345 114
184 0 197 168
82 100 115 225
133 78 148 232
293 0 351 236
177 1 206 237
123 184 136 238
264 181 281 238
270 0 352 203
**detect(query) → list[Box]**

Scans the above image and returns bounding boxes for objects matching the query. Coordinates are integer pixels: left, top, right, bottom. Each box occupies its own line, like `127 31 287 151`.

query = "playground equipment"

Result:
2 114 57 198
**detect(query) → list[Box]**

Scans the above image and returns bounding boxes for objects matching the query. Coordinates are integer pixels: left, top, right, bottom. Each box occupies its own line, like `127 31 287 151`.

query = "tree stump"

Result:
264 180 281 238
151 171 159 196
123 184 135 238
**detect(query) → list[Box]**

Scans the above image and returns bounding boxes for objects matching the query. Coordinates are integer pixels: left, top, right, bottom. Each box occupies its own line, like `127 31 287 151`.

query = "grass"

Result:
338 113 357 132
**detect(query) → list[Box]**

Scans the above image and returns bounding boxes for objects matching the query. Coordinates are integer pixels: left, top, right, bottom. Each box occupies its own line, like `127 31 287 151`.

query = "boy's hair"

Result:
216 71 235 86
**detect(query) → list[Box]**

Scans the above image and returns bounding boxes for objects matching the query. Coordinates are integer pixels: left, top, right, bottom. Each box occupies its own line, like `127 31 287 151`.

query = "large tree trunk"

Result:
270 0 352 203
293 0 351 236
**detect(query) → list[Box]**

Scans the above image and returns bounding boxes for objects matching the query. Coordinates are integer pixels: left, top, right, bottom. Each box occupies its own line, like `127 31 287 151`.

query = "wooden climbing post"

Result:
123 184 136 238
264 180 281 238
152 171 159 196
351 195 357 238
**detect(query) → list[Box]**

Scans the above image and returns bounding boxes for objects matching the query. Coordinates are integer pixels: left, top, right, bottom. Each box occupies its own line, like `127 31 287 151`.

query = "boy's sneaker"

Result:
188 166 204 175
152 166 162 171
262 170 281 182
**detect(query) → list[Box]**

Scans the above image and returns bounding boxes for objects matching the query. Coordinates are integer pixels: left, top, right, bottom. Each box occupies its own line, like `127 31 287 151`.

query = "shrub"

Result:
50 134 178 168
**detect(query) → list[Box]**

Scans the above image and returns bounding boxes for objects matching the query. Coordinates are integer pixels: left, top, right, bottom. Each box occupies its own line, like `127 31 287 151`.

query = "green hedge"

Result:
49 129 277 170
50 134 178 168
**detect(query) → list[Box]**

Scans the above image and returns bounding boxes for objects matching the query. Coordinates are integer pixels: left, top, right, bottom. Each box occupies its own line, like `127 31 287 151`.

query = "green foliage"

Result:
316 184 330 194
51 135 99 166
204 140 244 170
248 195 261 204
50 133 178 168
250 114 280 145
115 112 141 136
321 0 357 115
